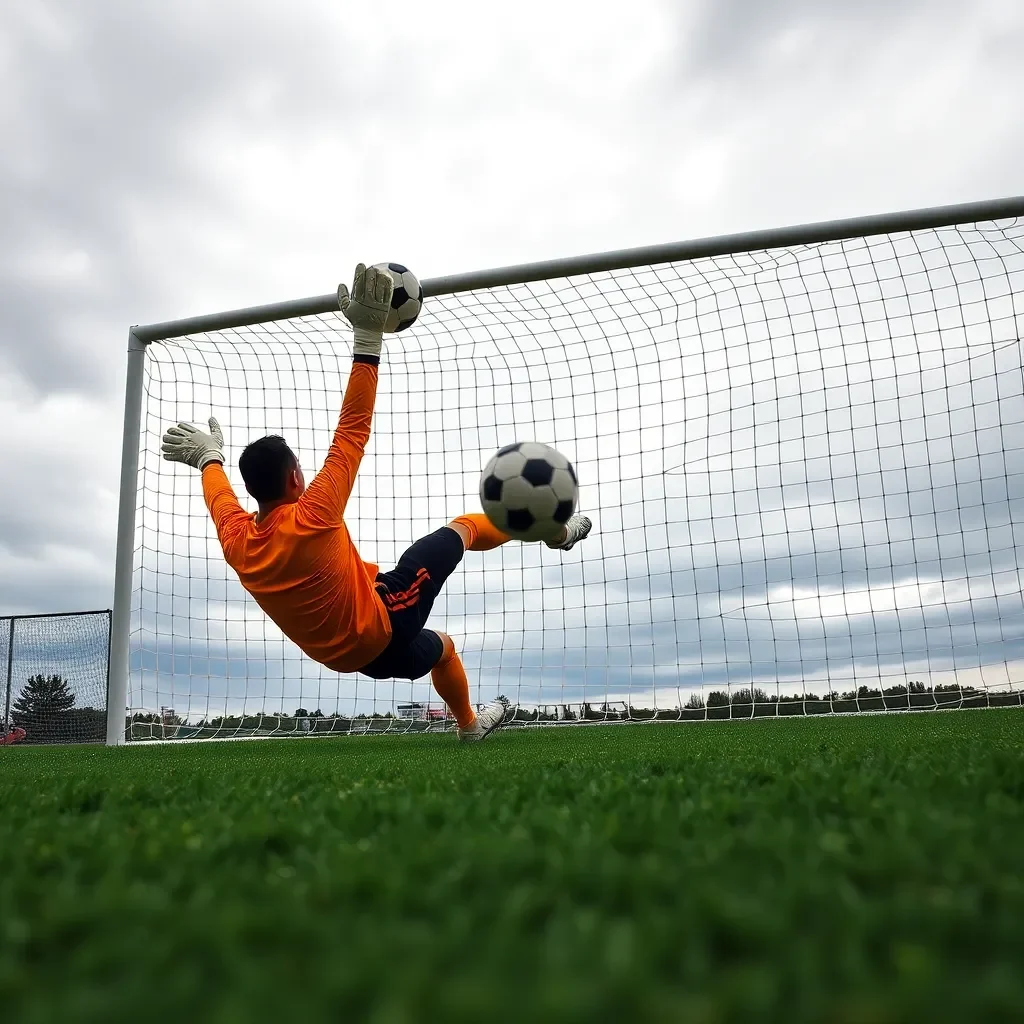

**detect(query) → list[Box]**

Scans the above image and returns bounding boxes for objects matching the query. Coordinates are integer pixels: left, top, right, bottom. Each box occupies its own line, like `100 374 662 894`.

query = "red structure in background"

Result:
1 727 26 746
397 702 450 723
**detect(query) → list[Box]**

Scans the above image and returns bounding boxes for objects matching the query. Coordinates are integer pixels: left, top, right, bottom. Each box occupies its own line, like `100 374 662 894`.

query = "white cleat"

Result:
546 513 592 551
458 695 513 743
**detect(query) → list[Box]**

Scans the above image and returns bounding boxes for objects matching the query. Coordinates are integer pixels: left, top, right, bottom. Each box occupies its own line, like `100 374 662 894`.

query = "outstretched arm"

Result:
202 463 250 558
161 418 247 558
298 263 393 525
298 359 380 524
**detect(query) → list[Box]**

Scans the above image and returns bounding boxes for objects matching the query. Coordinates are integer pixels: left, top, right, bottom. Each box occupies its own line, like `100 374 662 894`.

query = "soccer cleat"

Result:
545 513 592 551
458 695 512 743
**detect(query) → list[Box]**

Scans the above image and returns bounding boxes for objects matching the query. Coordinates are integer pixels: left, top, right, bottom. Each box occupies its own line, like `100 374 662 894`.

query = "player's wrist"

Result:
352 326 383 358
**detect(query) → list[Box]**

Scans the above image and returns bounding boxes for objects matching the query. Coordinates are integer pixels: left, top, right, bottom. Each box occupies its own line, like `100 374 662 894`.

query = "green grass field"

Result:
1 711 1022 1023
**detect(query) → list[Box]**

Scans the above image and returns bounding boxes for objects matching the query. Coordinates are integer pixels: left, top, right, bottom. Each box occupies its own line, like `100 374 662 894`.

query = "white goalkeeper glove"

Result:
161 418 225 470
337 262 394 358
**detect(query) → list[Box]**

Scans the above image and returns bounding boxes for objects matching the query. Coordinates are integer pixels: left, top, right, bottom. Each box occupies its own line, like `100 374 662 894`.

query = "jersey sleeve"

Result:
202 463 250 562
298 357 380 526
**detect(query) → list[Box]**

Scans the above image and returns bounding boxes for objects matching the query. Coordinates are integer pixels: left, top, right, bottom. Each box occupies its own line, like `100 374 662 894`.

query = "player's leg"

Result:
372 515 508 629
426 632 475 728
364 522 514 739
359 627 510 741
374 525 467 624
360 511 588 737
447 511 592 552
430 631 510 741
446 513 509 552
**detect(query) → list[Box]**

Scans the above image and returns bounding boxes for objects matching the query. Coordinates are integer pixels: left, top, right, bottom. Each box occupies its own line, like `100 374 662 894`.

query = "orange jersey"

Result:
201 358 392 673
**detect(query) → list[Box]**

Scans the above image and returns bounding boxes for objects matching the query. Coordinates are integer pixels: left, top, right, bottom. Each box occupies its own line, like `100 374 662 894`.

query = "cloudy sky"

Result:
2 0 1024 722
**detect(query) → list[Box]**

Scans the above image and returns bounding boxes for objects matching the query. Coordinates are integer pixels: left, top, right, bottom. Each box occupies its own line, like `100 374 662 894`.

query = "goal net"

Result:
2 611 110 745
119 203 1024 741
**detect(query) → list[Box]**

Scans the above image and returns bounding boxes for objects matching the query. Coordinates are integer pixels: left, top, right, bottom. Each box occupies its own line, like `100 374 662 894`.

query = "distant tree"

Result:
12 674 104 744
13 674 75 719
294 707 309 718
730 688 770 706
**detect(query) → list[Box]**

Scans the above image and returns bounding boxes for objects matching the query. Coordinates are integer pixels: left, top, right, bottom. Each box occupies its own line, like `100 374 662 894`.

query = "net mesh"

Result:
128 218 1024 740
3 613 110 744
1 616 11 732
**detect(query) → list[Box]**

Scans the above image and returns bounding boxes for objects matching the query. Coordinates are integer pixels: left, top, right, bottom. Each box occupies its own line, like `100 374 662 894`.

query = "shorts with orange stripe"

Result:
358 526 465 681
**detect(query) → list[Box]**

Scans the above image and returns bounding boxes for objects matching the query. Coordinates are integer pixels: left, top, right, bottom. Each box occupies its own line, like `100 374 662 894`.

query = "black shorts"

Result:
358 527 465 681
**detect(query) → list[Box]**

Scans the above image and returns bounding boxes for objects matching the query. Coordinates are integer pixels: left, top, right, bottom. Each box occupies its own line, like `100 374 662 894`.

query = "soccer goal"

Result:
3 610 111 745
106 196 1024 744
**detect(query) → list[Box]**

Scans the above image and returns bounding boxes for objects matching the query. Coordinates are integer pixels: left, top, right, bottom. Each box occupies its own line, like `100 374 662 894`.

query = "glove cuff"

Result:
352 326 383 358
198 451 225 469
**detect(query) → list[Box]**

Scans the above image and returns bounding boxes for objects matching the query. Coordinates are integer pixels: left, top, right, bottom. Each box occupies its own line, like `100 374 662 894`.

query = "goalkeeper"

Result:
161 264 591 742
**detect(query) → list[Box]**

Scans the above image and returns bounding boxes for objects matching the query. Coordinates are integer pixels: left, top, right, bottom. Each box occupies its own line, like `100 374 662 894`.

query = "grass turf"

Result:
1 710 1022 1023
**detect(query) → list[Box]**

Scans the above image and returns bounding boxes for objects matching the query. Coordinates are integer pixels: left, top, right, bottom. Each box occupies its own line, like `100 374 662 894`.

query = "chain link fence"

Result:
2 611 111 745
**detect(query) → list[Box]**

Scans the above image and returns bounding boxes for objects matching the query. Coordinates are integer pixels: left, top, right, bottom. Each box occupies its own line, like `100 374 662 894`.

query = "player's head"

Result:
238 435 305 505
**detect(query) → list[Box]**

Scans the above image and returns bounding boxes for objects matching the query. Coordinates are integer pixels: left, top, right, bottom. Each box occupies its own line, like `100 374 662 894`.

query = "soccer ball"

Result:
374 262 422 333
479 442 579 542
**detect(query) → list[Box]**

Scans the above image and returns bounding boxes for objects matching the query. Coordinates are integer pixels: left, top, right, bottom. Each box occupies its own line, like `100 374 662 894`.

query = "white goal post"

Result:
107 196 1024 744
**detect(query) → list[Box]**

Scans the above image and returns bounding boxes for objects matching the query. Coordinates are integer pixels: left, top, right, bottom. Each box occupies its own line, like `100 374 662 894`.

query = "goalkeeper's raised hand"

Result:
337 262 393 359
161 418 225 470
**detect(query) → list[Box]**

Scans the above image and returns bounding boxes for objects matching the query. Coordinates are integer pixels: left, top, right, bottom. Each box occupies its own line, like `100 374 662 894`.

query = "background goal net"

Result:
118 203 1024 741
3 611 110 745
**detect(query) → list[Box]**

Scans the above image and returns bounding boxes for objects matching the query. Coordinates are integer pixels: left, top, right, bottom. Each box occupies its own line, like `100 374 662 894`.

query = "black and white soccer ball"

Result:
373 262 422 333
479 441 579 542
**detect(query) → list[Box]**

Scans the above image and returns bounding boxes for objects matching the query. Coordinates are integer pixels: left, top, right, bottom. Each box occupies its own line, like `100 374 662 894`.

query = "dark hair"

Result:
238 435 298 503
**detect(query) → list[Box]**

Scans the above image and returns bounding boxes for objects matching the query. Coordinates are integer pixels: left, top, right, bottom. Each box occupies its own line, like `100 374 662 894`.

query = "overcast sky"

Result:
2 0 1024 721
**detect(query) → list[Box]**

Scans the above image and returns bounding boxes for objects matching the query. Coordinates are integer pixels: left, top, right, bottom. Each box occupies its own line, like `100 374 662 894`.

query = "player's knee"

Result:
446 520 471 549
434 631 455 661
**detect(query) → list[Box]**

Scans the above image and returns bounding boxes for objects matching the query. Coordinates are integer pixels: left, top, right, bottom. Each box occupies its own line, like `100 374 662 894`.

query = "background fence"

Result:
2 611 111 745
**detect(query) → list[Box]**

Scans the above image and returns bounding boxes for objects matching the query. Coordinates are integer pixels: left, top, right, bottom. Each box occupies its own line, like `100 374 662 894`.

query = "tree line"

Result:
127 680 1023 739
127 707 409 740
527 681 1023 722
10 673 1018 745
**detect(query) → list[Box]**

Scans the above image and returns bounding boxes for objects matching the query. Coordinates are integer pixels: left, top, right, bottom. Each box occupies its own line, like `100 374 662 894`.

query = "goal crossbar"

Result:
131 195 1024 344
